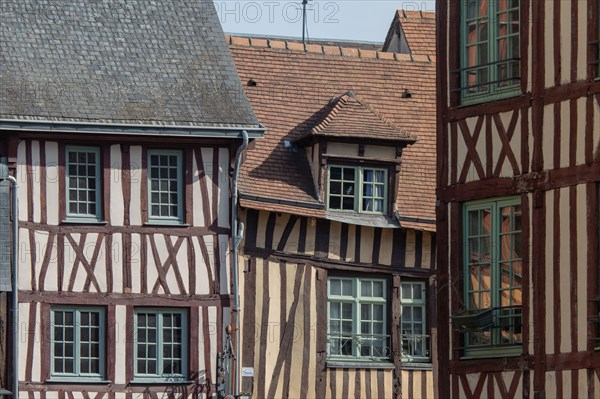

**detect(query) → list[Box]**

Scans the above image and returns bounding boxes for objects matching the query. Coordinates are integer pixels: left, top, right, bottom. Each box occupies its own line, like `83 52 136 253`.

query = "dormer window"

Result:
327 165 388 214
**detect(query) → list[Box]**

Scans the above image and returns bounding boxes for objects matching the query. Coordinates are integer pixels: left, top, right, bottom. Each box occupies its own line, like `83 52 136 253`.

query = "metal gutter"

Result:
0 119 266 139
231 130 249 397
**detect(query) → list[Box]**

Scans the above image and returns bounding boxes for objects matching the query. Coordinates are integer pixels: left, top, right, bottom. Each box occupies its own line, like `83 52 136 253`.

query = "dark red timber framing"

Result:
437 0 600 397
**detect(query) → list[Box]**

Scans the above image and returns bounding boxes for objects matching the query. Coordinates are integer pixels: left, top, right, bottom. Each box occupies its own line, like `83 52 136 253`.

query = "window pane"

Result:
148 151 182 220
66 148 100 218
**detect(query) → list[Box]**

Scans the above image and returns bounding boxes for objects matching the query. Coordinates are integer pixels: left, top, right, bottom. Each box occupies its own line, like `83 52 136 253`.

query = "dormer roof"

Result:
296 91 417 145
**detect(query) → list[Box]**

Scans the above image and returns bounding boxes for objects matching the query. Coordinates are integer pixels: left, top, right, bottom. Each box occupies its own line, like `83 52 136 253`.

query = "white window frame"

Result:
133 308 188 382
400 281 430 363
50 306 106 382
326 276 390 362
326 165 388 215
147 149 184 224
65 146 102 222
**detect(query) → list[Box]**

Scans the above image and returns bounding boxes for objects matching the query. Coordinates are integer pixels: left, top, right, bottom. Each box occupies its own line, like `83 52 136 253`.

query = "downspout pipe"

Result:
4 175 18 397
231 130 249 397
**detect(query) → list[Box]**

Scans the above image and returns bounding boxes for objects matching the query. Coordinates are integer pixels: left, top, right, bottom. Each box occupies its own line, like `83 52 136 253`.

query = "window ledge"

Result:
46 378 111 384
460 346 522 360
144 221 189 227
129 378 192 385
326 360 395 370
61 219 107 225
325 211 399 228
401 362 433 370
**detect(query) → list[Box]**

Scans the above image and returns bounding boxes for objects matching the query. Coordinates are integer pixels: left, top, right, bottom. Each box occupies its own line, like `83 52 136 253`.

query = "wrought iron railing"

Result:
451 58 521 97
401 334 431 362
452 306 523 349
326 333 391 360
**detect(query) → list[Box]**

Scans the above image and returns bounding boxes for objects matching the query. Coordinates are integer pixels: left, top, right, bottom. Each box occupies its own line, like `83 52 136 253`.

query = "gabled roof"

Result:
296 91 417 144
228 35 436 231
0 0 261 133
382 10 436 56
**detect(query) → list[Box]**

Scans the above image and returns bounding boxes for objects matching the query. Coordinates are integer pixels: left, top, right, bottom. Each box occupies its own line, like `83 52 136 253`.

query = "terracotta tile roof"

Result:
296 91 417 143
383 10 436 56
229 35 436 229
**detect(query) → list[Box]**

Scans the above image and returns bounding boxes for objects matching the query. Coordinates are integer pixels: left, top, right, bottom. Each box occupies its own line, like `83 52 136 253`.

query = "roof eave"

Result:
0 119 266 139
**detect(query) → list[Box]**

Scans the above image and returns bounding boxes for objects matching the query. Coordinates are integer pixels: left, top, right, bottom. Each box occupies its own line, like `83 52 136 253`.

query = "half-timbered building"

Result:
437 0 600 397
227 19 438 398
0 1 264 397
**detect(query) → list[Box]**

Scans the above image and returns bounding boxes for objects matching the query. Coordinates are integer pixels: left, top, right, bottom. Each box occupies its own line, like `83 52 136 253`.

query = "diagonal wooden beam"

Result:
66 233 101 293
150 235 185 294
37 233 55 291
83 233 105 292
493 111 521 177
149 234 171 295
164 235 187 295
458 116 486 182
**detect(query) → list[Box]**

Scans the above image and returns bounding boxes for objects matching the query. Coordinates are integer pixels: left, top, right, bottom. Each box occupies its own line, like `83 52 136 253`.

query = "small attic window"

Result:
327 165 388 215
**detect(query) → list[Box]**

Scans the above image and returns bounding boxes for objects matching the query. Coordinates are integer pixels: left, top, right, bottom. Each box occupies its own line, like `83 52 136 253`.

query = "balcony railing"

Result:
452 306 523 350
401 334 431 362
452 58 521 98
326 333 391 360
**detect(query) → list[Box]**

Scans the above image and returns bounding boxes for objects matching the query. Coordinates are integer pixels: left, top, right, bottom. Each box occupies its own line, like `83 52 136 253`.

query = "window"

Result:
66 146 101 221
148 150 183 223
459 0 521 104
134 308 188 381
50 307 105 381
400 282 430 362
461 198 522 357
327 277 390 362
327 165 387 214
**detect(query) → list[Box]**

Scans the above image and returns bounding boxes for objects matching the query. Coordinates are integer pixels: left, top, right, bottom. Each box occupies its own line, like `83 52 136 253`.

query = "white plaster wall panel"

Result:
45 141 60 225
201 148 215 225
111 233 124 294
110 144 124 226
208 305 218 387
217 147 230 228
193 237 210 295
17 140 28 221
129 145 143 226
31 140 41 223
114 305 127 384
219 234 231 295
130 233 142 294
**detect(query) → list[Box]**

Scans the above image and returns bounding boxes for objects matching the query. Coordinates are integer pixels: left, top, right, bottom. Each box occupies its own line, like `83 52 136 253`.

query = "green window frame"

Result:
400 281 430 363
133 308 188 382
326 277 390 362
66 146 102 222
462 197 523 358
147 150 183 224
50 307 106 381
327 165 388 214
459 0 521 104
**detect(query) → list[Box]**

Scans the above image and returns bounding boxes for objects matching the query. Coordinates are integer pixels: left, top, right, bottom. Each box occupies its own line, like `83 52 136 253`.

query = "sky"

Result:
215 0 436 43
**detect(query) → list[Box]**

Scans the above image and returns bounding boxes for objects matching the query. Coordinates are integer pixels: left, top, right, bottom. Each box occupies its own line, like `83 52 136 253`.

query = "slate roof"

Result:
0 0 260 129
383 10 437 56
228 34 436 231
296 91 417 143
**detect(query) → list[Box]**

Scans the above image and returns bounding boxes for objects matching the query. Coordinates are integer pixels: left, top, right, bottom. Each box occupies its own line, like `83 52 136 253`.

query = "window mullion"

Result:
74 310 80 376
356 167 362 213
354 278 359 358
157 311 163 377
